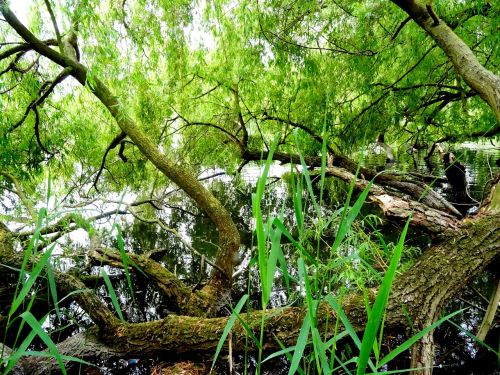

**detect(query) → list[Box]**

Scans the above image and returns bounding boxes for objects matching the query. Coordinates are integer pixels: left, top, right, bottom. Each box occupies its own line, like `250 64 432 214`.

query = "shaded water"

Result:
364 143 500 213
8 143 499 374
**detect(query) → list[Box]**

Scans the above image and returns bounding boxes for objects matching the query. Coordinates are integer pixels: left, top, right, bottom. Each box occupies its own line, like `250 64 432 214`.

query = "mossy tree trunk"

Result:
0 2 240 316
1 212 498 373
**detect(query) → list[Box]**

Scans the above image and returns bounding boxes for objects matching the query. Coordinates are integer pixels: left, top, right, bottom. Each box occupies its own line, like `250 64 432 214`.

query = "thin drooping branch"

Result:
93 131 127 191
262 114 334 154
0 3 240 311
43 0 62 49
390 0 500 121
0 171 36 220
7 67 72 134
32 106 54 156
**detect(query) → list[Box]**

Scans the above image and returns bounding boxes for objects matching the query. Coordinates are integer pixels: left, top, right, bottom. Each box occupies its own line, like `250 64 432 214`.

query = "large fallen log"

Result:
323 166 460 233
1 209 498 374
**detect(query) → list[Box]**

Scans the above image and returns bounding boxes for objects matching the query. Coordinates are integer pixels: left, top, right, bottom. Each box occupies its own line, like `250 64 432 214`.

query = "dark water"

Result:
9 143 500 374
364 143 500 212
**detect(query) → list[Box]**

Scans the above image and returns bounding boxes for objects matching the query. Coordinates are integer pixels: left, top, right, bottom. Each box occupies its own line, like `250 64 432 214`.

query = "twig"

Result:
43 0 63 49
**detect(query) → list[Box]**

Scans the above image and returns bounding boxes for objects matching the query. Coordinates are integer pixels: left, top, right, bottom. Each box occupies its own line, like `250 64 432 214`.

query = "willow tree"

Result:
0 0 499 373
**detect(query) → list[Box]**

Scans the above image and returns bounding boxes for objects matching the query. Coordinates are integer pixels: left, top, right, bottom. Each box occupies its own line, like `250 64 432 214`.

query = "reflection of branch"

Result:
128 210 225 275
18 209 128 238
1 225 120 330
425 125 500 160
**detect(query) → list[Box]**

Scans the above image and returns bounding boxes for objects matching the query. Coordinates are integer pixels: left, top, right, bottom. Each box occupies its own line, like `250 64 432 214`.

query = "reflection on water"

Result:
364 142 500 215
17 143 500 374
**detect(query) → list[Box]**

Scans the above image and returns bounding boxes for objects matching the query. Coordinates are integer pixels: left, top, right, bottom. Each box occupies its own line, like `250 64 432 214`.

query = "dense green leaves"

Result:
1 0 496 202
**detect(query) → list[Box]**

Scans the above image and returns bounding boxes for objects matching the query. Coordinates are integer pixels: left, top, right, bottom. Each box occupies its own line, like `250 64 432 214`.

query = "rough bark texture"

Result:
323 166 460 233
1 3 499 374
1 212 499 373
0 2 240 315
391 0 500 120
88 248 207 316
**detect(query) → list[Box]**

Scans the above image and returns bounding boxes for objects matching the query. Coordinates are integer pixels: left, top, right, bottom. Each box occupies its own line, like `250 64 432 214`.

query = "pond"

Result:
7 143 500 374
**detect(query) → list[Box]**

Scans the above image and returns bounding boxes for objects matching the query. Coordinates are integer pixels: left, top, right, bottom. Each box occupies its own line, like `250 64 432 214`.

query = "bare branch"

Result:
43 0 63 49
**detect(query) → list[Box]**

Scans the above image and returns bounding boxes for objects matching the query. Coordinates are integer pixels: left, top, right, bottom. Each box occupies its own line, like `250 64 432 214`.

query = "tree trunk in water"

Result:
410 332 435 375
0 3 240 315
2 212 498 373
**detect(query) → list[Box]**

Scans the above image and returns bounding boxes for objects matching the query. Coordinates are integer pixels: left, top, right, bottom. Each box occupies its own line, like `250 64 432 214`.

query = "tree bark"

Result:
390 0 500 121
0 3 240 314
2 211 499 373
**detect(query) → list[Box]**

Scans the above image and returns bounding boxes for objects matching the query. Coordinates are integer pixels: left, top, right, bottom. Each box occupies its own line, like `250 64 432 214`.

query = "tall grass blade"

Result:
357 218 411 375
290 169 304 238
326 295 362 348
272 218 315 264
312 327 331 375
298 258 316 325
9 244 55 317
448 320 500 358
263 346 295 363
210 294 248 373
19 208 47 282
270 336 306 375
3 326 37 373
19 312 67 374
331 356 357 374
294 131 320 217
378 309 465 368
234 313 261 348
7 351 93 366
319 116 328 207
253 138 278 306
331 180 372 252
265 227 282 305
115 225 135 302
101 269 124 321
288 314 311 375
326 296 378 373
46 263 60 320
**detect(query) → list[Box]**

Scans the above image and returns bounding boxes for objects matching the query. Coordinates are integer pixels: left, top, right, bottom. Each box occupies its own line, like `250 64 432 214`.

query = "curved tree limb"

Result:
2 210 498 373
92 131 127 191
0 3 240 315
390 0 500 121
